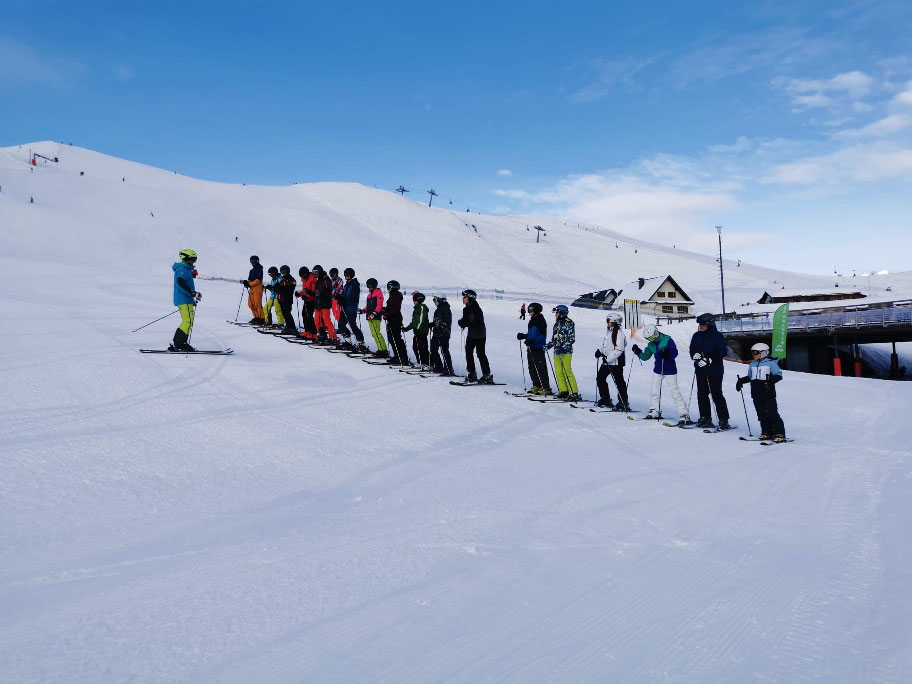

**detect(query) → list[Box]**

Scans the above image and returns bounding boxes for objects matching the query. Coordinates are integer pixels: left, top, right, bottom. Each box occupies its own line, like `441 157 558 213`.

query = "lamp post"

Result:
716 225 725 318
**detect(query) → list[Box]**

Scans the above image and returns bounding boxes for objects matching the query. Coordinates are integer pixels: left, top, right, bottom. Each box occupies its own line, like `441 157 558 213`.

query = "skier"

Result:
295 266 318 340
519 303 526 320
311 265 338 344
689 312 731 429
240 255 265 324
170 248 202 351
383 280 410 365
361 278 388 358
516 302 551 395
329 267 344 328
336 268 366 351
263 266 284 327
595 311 630 410
430 295 455 376
457 289 494 383
403 291 431 368
547 305 581 401
736 343 787 442
631 324 690 423
275 265 297 335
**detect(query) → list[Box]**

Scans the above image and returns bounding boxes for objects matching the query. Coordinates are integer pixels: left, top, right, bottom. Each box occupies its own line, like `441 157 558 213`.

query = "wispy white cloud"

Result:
491 188 531 200
763 143 912 185
0 35 86 87
496 169 512 177
892 81 912 106
772 70 875 111
832 113 912 139
567 55 660 103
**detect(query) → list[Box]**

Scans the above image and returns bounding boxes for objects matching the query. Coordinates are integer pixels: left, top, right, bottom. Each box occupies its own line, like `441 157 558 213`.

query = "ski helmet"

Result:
279 264 291 275
249 255 259 262
312 264 323 276
179 248 197 261
299 266 310 278
329 267 339 278
461 289 477 299
366 277 378 289
268 266 279 276
433 294 447 304
387 279 400 291
751 342 770 359
412 291 425 303
527 302 543 315
641 323 659 341
343 267 355 279
696 312 715 326
553 304 569 317
606 311 623 324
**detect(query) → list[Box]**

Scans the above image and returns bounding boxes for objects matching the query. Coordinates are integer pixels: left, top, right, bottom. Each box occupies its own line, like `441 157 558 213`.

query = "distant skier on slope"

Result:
457 290 494 383
519 303 526 320
595 311 630 410
403 291 431 368
170 248 202 352
631 324 690 424
360 278 388 358
547 305 581 401
240 255 265 324
516 302 552 395
690 313 731 429
736 343 787 442
383 280 410 365
430 295 455 376
263 267 283 327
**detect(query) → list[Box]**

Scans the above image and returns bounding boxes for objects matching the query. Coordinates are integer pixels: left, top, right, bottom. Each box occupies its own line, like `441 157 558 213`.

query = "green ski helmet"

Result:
179 248 197 261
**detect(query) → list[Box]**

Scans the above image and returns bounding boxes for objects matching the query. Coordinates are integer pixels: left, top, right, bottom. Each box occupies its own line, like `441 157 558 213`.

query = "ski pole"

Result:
657 357 664 418
687 373 696 416
234 285 245 322
187 299 199 346
519 341 527 390
737 378 753 436
131 308 178 333
460 328 465 377
546 348 559 392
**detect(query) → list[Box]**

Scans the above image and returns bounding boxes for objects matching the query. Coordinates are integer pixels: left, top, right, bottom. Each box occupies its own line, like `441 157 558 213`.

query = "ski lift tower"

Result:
427 188 438 207
396 185 409 196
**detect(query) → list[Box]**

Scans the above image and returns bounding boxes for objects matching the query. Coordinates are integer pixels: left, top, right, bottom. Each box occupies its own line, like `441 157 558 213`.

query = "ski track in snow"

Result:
2 143 912 682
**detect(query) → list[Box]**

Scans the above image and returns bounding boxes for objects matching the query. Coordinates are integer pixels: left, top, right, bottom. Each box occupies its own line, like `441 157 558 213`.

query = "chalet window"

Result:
657 292 666 298
677 306 688 313
662 305 673 313
667 291 676 299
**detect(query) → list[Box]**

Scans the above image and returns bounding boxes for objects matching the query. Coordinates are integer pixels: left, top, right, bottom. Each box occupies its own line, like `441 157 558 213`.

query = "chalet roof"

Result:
758 288 865 301
642 275 694 304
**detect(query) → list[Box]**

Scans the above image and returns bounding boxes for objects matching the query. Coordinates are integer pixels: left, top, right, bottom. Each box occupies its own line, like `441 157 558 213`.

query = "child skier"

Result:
170 248 201 352
240 255 265 324
516 302 552 395
595 311 630 410
736 343 786 442
329 267 344 329
457 289 494 383
631 324 690 424
547 305 581 401
361 278 388 358
430 295 455 376
263 266 283 327
403 291 431 368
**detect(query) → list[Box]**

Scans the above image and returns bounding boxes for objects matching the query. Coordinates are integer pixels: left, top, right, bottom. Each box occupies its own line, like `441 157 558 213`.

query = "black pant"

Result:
301 299 317 335
431 334 453 374
279 297 296 333
387 322 409 363
697 374 729 421
412 332 429 367
527 347 551 390
337 308 364 343
597 363 628 406
465 337 490 377
751 384 785 435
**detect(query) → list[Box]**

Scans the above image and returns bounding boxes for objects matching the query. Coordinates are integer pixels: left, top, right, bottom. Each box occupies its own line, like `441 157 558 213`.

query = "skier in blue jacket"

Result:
689 313 731 429
171 248 201 352
516 302 552 395
631 324 690 423
335 268 366 351
736 342 786 442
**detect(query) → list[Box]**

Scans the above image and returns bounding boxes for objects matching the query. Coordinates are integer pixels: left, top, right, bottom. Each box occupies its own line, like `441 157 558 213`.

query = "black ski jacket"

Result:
689 324 727 377
432 301 452 338
458 300 486 339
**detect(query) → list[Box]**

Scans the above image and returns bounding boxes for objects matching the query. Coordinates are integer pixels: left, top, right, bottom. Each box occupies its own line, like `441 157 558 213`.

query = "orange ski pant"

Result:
314 308 337 340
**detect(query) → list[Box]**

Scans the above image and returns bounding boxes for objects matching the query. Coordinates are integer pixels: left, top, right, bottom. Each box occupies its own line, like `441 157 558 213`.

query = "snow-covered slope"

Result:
2 142 911 683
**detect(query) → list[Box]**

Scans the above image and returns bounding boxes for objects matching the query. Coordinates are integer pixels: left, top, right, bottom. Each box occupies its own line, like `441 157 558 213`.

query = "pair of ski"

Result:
449 380 506 387
140 348 234 355
739 436 795 446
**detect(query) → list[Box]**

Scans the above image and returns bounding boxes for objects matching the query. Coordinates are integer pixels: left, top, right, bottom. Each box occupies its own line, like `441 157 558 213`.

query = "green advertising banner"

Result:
771 303 789 358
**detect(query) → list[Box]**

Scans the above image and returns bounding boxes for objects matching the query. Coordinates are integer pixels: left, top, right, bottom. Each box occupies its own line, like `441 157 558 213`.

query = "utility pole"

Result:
534 225 545 243
427 189 438 207
716 225 726 318
396 185 409 196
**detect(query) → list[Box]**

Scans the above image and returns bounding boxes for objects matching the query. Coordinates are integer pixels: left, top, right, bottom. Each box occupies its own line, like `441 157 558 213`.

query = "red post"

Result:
833 358 842 376
31 157 37 166
854 360 862 377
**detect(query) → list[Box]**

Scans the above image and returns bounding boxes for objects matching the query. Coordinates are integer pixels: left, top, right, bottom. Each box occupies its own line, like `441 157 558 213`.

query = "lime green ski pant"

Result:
177 303 195 335
264 298 284 326
368 319 387 352
553 352 579 395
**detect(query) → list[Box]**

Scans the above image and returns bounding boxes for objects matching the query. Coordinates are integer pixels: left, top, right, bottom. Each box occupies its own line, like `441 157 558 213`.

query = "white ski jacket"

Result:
599 327 627 365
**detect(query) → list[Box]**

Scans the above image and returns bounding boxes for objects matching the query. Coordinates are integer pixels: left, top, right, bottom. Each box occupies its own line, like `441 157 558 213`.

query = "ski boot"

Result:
675 414 693 427
695 416 714 429
644 409 662 420
774 434 787 443
478 374 495 384
567 393 583 402
466 373 479 383
718 419 732 430
594 398 614 408
759 433 771 441
556 391 570 400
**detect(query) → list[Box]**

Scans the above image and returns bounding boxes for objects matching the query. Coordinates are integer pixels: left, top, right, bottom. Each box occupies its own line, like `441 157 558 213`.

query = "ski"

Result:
226 320 258 327
505 390 537 397
141 348 233 355
760 438 795 445
449 381 507 387
258 329 298 337
662 421 697 428
421 373 454 379
528 396 572 403
590 408 639 414
570 402 600 409
739 436 762 442
703 424 738 434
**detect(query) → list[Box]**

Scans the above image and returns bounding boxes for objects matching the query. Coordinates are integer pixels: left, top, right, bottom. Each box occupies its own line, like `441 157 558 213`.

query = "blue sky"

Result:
2 0 910 274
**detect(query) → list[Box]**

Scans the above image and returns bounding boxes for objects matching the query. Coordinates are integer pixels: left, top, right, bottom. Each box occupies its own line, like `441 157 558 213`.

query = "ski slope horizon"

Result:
2 140 912 682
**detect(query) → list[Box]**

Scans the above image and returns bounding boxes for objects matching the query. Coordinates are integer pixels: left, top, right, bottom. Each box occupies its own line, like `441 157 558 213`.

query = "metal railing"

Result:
717 303 912 334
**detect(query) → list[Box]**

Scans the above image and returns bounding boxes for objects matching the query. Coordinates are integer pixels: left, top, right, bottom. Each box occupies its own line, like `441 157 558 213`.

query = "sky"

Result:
1 0 910 275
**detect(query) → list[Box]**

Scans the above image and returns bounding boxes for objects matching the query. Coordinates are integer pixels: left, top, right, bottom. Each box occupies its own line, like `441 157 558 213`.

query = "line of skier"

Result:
171 249 787 441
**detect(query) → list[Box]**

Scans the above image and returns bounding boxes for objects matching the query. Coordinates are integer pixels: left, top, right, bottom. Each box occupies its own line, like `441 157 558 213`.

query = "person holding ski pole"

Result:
311 265 338 344
170 248 202 352
736 343 787 442
336 267 366 352
295 266 318 340
458 289 494 383
430 295 455 376
631 324 690 423
329 267 344 329
276 265 298 335
516 302 551 395
361 278 388 358
403 291 431 368
690 312 731 429
383 280 410 365
595 311 630 410
263 266 283 327
240 255 265 324
546 305 581 401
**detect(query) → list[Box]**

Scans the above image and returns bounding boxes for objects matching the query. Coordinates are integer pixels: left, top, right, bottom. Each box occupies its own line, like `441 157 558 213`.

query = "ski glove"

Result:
524 339 532 347
631 344 642 356
735 376 746 392
517 332 526 340
595 349 603 358
242 279 250 288
193 291 202 302
545 341 554 350
697 357 711 368
692 352 702 361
